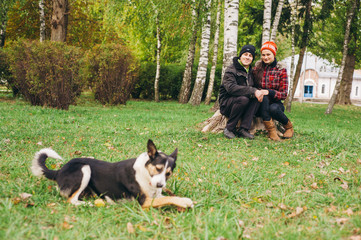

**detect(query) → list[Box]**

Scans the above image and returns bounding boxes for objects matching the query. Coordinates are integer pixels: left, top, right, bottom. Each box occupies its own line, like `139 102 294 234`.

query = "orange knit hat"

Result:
261 41 277 56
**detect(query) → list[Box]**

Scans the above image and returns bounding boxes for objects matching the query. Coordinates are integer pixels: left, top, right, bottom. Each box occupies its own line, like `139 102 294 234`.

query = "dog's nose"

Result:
156 183 164 188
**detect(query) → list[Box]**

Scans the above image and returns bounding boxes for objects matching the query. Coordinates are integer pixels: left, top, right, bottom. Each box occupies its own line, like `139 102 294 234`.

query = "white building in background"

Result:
282 52 361 104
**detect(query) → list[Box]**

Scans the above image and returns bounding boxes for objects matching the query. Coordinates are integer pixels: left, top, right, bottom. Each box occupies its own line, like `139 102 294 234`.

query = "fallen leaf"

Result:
350 236 361 240
278 203 287 210
287 207 305 218
357 159 361 165
341 182 349 190
127 222 135 234
62 221 73 230
74 150 82 155
344 208 354 216
266 202 274 208
325 205 337 213
12 197 21 205
238 219 245 228
278 173 286 178
20 193 32 200
283 161 290 166
336 218 349 225
311 183 318 189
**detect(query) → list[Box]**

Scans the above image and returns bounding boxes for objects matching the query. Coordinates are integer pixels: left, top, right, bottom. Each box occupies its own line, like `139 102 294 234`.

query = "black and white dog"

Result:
31 139 193 208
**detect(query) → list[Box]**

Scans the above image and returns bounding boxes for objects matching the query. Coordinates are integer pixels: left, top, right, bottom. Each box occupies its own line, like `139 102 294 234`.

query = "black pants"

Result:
258 96 289 125
220 96 259 132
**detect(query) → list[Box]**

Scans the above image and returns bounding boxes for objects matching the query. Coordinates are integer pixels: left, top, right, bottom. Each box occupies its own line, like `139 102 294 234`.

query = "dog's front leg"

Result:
142 196 194 209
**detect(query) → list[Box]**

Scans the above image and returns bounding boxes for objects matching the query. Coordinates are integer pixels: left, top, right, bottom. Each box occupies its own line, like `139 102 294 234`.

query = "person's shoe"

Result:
282 120 294 138
238 128 254 140
223 128 236 139
263 120 281 141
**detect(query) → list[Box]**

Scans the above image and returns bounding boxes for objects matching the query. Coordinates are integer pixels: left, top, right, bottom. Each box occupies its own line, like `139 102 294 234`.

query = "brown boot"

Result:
263 120 281 141
283 120 294 139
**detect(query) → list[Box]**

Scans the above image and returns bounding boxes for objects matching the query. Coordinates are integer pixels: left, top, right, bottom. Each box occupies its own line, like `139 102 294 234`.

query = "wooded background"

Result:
0 0 360 113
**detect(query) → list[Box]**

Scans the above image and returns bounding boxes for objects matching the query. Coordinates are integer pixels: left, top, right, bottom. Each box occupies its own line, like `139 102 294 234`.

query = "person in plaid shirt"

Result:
253 41 294 141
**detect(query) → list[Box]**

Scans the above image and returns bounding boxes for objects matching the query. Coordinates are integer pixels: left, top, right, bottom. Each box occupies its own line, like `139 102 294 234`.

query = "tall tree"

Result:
262 0 272 43
179 0 200 104
325 0 357 114
189 0 212 106
211 0 239 111
285 0 313 112
154 11 161 102
51 0 69 42
0 0 15 47
286 0 298 111
205 0 221 105
270 0 284 42
39 0 46 41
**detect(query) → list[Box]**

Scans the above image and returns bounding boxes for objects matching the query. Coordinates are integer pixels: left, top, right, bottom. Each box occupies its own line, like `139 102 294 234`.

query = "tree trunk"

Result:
285 0 312 111
270 0 284 42
262 0 272 43
51 0 69 42
154 13 161 102
0 18 6 48
325 0 357 114
179 0 199 104
39 0 46 42
205 0 221 105
336 53 355 105
188 0 212 106
285 0 298 112
211 0 239 111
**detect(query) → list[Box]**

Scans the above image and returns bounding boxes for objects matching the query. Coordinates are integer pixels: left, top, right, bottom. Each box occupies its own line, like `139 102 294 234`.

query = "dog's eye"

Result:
166 172 171 177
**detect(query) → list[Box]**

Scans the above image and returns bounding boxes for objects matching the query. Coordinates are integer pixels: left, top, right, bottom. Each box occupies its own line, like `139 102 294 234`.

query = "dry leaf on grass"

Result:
350 235 361 240
278 173 286 178
344 208 354 216
278 203 287 210
127 222 135 234
20 193 32 200
287 207 306 218
336 218 349 225
311 183 318 189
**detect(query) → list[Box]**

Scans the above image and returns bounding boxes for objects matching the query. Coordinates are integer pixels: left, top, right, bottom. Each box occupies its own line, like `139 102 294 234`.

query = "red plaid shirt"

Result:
255 61 288 101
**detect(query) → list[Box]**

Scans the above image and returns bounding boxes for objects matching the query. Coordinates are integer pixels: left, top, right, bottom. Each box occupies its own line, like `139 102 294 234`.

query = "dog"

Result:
31 139 193 208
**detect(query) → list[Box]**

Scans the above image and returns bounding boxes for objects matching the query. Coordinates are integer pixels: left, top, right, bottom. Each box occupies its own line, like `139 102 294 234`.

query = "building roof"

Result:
281 52 361 80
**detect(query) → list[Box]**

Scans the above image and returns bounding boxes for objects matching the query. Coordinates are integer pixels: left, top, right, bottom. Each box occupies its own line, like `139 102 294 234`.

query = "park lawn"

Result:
0 93 360 240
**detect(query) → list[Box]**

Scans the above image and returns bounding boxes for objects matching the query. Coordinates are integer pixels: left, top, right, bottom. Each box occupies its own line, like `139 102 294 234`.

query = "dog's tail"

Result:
31 148 63 180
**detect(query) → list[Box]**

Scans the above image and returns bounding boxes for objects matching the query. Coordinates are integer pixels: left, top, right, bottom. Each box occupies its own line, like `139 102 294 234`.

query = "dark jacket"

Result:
219 57 257 109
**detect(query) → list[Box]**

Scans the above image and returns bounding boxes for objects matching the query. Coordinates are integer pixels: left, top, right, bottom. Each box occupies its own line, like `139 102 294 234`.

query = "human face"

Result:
240 52 253 67
261 49 275 64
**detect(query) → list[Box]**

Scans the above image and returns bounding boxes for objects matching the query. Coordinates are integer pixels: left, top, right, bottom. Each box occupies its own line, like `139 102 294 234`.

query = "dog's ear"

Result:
147 139 157 158
170 148 178 161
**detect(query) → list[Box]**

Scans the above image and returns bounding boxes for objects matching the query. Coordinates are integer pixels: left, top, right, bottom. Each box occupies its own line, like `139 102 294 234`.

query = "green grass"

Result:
1 92 361 239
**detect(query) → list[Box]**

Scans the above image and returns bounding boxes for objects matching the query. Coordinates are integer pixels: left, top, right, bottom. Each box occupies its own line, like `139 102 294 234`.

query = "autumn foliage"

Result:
82 43 138 105
4 39 83 110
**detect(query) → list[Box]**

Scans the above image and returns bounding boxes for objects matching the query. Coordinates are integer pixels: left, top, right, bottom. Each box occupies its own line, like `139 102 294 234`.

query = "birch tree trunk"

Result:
285 0 312 112
211 0 239 111
325 0 357 114
154 13 161 102
39 0 46 42
205 0 221 105
336 53 355 105
285 0 297 112
51 0 69 42
270 0 284 42
179 0 199 103
0 19 6 47
188 0 212 106
262 0 272 43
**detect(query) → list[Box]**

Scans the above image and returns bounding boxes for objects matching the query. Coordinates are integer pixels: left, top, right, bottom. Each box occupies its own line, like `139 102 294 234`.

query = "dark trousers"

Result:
258 96 289 125
220 96 259 132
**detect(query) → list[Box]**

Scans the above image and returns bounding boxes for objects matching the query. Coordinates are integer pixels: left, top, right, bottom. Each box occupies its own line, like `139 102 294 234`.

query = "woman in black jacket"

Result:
219 45 268 139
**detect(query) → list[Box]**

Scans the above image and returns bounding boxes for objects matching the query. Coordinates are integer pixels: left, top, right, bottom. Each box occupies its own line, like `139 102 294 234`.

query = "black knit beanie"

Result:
239 44 256 60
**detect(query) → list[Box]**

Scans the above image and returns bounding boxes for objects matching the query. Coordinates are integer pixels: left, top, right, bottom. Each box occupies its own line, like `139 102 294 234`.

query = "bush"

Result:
132 62 222 101
82 44 138 105
5 40 83 109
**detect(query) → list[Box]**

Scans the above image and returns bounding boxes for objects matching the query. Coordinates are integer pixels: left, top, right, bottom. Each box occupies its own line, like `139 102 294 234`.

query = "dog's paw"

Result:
179 197 194 208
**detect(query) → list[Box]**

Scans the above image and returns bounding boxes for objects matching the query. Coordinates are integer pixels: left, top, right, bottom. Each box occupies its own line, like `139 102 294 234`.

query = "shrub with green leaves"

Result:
5 39 83 110
83 44 138 105
132 62 222 101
